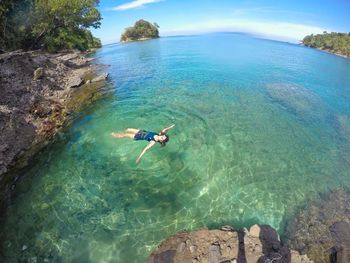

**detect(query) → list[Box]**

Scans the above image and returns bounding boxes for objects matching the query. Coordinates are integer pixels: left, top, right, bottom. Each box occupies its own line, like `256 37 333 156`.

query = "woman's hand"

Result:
161 124 175 134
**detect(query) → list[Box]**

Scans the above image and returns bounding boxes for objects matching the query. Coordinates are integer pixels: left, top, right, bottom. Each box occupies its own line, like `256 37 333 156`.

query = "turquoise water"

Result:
2 33 350 262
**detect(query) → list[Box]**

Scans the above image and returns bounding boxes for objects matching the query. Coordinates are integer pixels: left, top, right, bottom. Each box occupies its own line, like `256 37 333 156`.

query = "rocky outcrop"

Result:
91 73 109 83
146 224 313 263
0 50 108 212
287 189 350 263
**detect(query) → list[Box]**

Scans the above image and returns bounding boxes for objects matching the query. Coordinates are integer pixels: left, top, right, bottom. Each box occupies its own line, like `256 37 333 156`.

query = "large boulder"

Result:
66 75 83 88
146 225 312 263
91 73 108 83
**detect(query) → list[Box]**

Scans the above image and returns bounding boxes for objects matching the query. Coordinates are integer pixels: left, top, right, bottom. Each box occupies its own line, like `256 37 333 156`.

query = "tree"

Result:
0 0 102 52
302 31 350 57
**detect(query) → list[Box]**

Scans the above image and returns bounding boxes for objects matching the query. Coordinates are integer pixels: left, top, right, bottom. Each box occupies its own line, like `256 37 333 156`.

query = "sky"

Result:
91 0 350 44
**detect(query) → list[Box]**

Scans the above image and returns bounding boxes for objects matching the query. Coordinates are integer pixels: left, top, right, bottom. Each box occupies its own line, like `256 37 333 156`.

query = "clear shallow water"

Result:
2 33 350 262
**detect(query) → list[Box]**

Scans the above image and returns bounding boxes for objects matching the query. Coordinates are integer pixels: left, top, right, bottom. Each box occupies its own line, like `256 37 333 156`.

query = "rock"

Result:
265 83 328 122
177 242 186 253
0 50 102 213
189 245 197 253
335 114 350 142
66 75 83 88
249 224 261 238
287 189 350 263
329 221 350 263
33 67 44 80
290 250 314 263
209 244 221 263
91 73 108 83
22 245 28 251
330 221 350 245
221 225 234 231
146 226 310 263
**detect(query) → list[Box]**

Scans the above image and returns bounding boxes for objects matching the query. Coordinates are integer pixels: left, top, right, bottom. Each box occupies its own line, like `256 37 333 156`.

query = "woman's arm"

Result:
160 124 175 134
136 141 156 164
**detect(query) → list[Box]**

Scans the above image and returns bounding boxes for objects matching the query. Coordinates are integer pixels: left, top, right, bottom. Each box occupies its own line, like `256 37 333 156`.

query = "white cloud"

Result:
112 0 162 11
162 19 330 43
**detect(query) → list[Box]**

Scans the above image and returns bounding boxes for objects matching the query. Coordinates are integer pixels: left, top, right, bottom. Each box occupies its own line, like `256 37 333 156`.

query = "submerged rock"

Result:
287 189 350 263
265 83 328 121
146 225 312 263
335 114 350 142
329 221 350 263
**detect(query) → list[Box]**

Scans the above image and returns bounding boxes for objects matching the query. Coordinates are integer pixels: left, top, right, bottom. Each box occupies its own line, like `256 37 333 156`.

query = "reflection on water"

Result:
1 34 350 262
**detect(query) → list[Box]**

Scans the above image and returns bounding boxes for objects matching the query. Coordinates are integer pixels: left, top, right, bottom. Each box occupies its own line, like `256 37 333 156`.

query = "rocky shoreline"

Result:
146 224 313 263
318 47 350 60
147 189 350 263
301 45 350 60
121 37 154 43
0 49 108 212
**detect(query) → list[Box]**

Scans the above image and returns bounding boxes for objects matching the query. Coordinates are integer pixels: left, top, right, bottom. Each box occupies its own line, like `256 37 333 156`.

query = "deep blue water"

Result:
1 33 350 262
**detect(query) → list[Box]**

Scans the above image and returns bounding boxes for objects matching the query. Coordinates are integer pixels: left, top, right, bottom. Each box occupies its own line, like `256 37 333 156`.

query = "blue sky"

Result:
91 0 350 44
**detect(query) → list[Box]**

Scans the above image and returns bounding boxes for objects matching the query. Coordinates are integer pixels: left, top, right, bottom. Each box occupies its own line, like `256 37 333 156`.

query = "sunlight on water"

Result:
1 34 350 262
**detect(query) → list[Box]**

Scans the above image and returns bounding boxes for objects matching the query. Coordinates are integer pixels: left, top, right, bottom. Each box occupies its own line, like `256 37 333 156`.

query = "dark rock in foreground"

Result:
146 224 312 263
287 189 350 263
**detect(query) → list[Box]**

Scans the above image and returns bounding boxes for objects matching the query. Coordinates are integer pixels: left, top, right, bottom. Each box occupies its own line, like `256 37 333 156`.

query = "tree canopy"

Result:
0 0 102 52
302 32 350 57
120 19 159 42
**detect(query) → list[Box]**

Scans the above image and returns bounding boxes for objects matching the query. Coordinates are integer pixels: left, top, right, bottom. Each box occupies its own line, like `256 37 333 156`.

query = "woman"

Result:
111 124 175 164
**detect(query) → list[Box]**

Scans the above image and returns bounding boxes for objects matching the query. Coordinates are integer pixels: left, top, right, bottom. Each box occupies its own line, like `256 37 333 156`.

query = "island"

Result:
302 31 350 59
120 19 160 43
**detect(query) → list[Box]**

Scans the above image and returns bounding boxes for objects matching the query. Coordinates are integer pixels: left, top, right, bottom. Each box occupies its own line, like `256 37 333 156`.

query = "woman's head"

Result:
157 134 169 146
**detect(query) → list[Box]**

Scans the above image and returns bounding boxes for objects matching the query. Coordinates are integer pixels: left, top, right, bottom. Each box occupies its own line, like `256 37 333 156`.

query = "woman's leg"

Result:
125 128 140 134
111 132 134 139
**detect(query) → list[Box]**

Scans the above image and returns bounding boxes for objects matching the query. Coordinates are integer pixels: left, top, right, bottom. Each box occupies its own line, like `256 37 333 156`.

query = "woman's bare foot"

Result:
111 132 123 138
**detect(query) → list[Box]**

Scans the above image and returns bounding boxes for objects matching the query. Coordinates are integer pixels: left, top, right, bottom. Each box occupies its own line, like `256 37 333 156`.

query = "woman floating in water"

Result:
111 124 175 164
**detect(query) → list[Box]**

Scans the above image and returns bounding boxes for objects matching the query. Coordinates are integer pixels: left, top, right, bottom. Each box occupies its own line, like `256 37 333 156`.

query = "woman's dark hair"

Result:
159 134 169 147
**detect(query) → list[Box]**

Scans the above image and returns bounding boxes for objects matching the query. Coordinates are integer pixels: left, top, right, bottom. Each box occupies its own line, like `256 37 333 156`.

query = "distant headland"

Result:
120 19 160 43
302 31 350 59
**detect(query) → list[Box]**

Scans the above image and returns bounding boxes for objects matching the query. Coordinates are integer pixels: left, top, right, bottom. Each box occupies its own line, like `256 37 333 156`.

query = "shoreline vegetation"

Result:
120 19 160 43
302 31 350 59
0 0 102 53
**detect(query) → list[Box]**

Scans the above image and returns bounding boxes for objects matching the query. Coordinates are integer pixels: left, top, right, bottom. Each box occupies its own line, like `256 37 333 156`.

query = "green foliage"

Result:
303 32 350 57
0 0 102 52
0 0 34 51
120 19 159 42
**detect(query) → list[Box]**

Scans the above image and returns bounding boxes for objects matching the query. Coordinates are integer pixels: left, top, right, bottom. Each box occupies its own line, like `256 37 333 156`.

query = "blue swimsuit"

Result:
134 130 158 142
